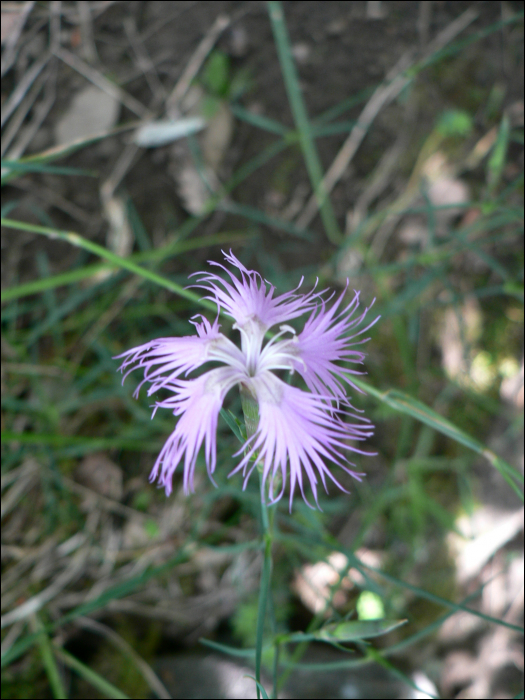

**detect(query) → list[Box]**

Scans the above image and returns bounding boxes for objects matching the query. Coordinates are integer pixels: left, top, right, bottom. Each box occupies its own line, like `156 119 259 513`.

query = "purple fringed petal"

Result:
190 250 325 337
229 372 374 511
150 367 245 496
114 315 245 395
293 288 380 400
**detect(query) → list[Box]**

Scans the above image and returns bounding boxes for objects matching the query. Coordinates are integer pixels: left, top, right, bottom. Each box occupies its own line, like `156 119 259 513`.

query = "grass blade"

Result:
349 376 524 499
0 218 216 311
31 615 67 699
52 646 129 699
267 1 342 244
1 230 253 302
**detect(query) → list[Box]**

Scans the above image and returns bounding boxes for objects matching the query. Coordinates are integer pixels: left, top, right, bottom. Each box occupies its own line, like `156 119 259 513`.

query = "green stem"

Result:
255 473 273 699
240 385 274 699
0 218 216 312
267 1 342 245
30 614 67 699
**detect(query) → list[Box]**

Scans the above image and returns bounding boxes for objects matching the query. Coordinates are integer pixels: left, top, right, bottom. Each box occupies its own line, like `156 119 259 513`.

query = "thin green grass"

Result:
268 1 342 245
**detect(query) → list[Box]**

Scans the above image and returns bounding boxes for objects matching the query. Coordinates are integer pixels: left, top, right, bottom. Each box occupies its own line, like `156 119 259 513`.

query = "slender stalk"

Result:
270 595 279 700
30 614 67 699
348 374 523 497
255 475 273 699
240 385 274 699
0 218 215 311
267 1 342 245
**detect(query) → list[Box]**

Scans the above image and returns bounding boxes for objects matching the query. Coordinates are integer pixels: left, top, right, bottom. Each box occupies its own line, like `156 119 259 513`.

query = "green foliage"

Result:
200 49 252 106
487 114 511 194
277 617 408 644
436 109 473 138
232 597 262 648
203 50 231 97
1 655 50 699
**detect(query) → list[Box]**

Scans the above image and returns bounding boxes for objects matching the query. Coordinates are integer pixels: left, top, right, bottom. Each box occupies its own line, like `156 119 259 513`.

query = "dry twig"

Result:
296 8 478 230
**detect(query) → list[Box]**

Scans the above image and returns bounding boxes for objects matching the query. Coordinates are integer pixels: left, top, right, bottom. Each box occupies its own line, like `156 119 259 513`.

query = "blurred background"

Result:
1 2 523 698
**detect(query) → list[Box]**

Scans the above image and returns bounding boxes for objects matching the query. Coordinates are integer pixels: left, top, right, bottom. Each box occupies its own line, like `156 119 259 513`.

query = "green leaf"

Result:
487 114 511 191
348 376 524 500
203 51 230 96
199 638 257 658
220 409 246 443
436 109 473 138
32 617 67 699
53 646 129 699
276 618 408 645
244 676 270 699
0 218 216 311
0 123 137 185
267 1 342 245
1 229 252 302
317 618 408 641
1 159 95 177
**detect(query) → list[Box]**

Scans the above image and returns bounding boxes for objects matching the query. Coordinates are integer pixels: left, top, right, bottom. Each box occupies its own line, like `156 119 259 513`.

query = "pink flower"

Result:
115 251 379 510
